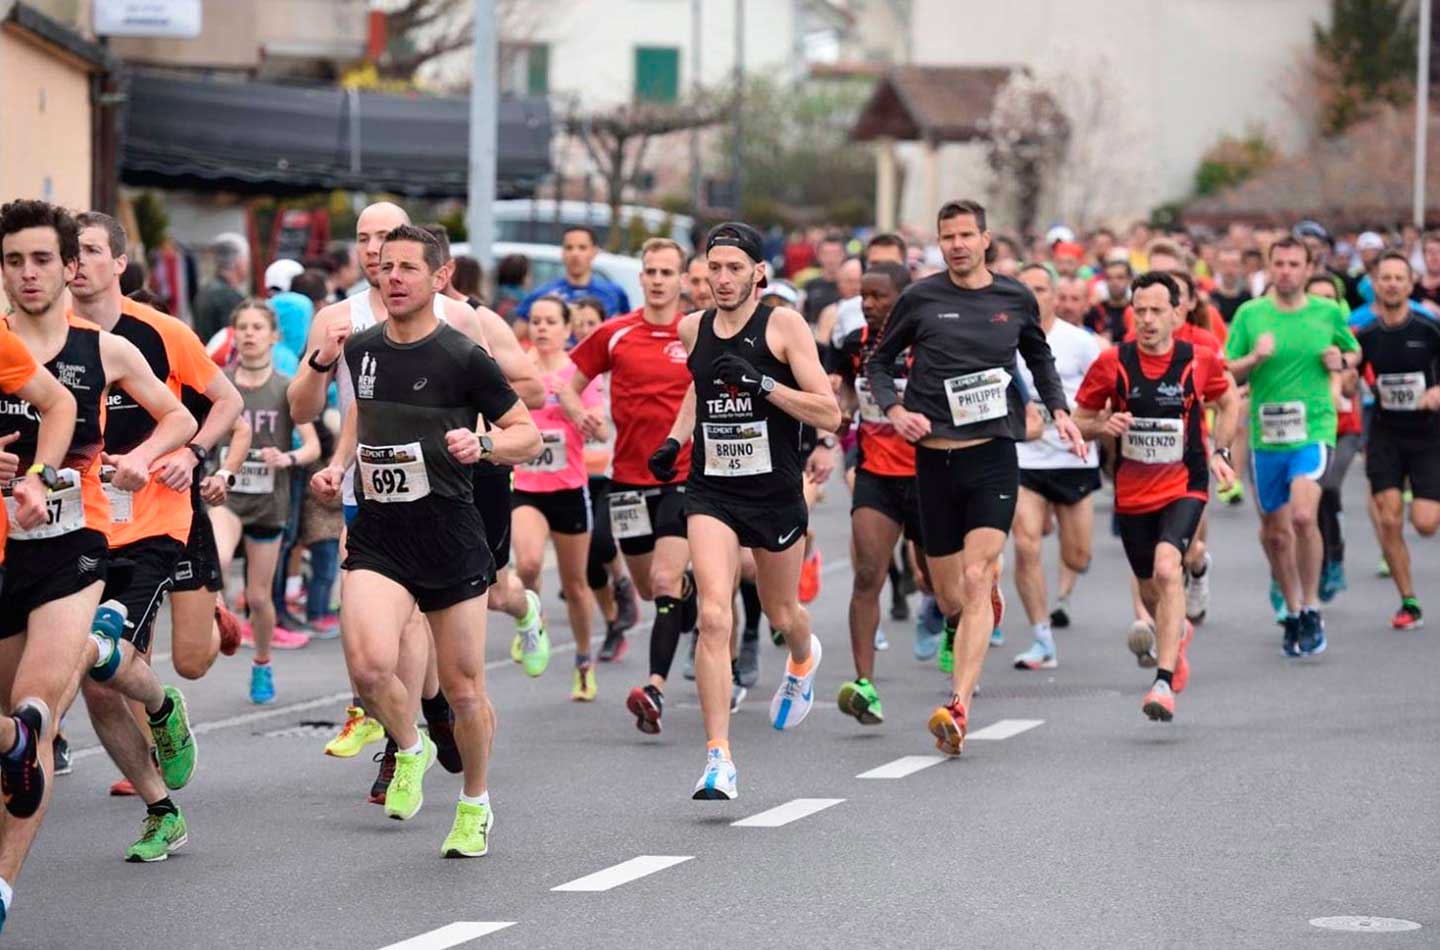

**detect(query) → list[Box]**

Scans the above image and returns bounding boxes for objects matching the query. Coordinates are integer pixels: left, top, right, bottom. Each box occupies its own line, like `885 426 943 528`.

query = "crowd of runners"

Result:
0 193 1434 931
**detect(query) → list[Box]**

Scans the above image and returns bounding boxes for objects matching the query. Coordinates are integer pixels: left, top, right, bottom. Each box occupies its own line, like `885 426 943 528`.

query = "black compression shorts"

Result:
1366 425 1440 501
1020 468 1102 507
851 469 923 545
915 439 1019 557
512 485 592 536
473 463 513 578
609 482 687 557
1116 498 1206 580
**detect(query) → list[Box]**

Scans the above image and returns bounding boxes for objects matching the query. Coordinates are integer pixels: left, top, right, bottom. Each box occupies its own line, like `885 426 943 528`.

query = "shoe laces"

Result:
138 813 166 839
453 807 486 838
777 673 806 700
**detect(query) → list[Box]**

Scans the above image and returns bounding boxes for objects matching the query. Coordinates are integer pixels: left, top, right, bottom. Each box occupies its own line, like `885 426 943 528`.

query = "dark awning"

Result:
120 73 551 198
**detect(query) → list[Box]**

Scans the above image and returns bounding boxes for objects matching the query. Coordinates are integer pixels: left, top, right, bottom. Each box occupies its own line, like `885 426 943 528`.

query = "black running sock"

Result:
739 579 762 636
649 596 685 680
421 691 452 725
147 796 178 818
1156 669 1174 687
679 571 698 632
147 695 174 726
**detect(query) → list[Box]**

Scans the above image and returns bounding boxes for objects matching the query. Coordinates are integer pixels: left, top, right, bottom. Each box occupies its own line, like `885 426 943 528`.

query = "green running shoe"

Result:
384 734 436 821
938 622 956 674
150 686 196 791
441 801 494 858
125 809 188 862
837 678 883 725
518 590 550 677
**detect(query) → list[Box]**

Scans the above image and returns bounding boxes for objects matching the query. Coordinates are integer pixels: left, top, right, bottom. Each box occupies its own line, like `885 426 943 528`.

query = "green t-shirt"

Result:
1225 295 1358 450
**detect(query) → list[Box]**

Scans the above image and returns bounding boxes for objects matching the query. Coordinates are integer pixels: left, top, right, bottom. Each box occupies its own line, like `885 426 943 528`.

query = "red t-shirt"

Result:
1076 343 1230 514
569 309 693 486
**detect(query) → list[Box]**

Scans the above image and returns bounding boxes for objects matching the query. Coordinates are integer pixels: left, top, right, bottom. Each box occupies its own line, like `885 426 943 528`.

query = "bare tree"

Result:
371 0 542 88
981 72 1068 237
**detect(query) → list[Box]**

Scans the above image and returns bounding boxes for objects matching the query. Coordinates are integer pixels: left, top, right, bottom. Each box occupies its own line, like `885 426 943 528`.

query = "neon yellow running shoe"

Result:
324 706 384 758
571 663 597 701
441 801 494 858
517 591 550 677
384 734 436 821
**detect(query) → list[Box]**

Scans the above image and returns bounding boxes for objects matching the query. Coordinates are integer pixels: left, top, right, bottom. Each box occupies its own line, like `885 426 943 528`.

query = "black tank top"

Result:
1113 340 1207 496
0 320 106 471
687 304 804 502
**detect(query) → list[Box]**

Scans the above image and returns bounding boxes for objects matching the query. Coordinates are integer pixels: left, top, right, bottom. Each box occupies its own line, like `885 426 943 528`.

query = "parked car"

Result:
452 241 643 314
490 200 694 253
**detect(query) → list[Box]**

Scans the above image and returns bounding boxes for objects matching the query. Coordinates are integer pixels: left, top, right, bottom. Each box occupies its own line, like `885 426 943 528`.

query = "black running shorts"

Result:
104 536 185 654
685 490 808 553
850 469 923 545
1366 424 1440 501
512 485 592 536
0 529 109 638
172 490 222 593
915 439 1019 557
1115 497 1206 580
472 463 513 577
609 482 687 557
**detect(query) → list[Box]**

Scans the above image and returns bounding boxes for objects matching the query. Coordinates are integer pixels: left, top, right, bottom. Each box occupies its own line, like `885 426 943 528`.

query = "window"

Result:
634 46 679 104
500 43 549 96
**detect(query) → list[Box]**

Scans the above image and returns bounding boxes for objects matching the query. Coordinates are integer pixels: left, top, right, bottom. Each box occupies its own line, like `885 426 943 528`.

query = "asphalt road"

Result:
7 467 1437 950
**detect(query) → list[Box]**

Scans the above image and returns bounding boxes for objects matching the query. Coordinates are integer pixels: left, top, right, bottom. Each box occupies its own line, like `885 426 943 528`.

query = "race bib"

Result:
520 429 568 473
232 450 276 495
856 377 905 424
944 368 1011 426
100 465 131 524
1121 418 1185 464
1377 372 1426 411
5 467 84 540
702 421 772 477
357 442 431 503
1259 401 1307 445
608 490 653 539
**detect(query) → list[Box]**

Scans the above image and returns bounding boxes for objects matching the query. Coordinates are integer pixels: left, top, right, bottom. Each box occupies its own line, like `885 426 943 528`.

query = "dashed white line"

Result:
375 921 516 950
552 855 693 892
967 718 1045 741
856 755 946 780
732 797 845 827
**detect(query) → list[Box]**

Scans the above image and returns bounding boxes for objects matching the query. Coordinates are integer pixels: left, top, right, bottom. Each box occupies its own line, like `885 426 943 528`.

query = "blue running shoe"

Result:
1269 580 1287 625
691 748 737 800
249 663 276 705
913 595 943 661
1281 615 1302 657
989 627 1005 648
769 635 821 730
1318 561 1347 603
1298 609 1327 656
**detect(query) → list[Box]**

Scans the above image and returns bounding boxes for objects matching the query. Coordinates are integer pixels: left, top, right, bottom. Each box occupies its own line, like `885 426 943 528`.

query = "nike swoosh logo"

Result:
778 527 799 544
802 688 812 701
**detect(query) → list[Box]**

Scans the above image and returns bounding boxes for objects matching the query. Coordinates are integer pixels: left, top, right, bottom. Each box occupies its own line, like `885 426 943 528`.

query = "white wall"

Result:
905 0 1330 225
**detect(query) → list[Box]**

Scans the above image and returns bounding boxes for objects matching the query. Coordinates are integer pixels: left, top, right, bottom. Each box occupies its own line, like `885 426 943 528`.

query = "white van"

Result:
491 200 694 253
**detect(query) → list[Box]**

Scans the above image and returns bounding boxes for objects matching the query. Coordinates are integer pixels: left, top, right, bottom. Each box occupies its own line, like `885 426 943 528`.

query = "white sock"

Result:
399 738 423 756
460 790 490 807
285 575 302 598
1033 623 1053 644
89 633 116 668
0 875 13 911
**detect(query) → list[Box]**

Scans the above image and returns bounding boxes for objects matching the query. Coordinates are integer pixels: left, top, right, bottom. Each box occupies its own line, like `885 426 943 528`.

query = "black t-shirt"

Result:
1356 311 1440 438
1085 302 1126 337
1211 287 1251 325
802 277 839 326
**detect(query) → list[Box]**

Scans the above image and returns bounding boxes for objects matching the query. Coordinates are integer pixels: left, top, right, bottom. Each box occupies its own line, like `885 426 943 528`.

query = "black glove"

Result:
713 352 766 397
648 437 682 482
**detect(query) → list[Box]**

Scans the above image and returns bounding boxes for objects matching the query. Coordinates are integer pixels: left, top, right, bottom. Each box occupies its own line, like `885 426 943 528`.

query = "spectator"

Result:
264 258 304 296
801 232 847 325
515 226 631 317
1055 276 1089 328
1413 231 1440 309
290 269 330 309
193 235 249 342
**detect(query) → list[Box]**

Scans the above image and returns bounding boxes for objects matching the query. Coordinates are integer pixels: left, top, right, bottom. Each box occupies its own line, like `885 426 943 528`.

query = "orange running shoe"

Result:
109 777 136 796
1172 621 1194 693
1142 681 1175 722
798 548 822 604
927 698 967 757
216 604 243 657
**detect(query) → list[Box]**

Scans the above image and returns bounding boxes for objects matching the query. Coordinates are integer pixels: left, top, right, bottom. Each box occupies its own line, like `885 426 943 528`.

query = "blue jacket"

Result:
514 275 631 318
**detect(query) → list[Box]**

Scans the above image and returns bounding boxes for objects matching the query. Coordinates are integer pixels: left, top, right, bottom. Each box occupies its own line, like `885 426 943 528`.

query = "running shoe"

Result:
770 625 784 647
308 614 341 641
769 635 822 730
369 739 397 805
890 585 910 621
216 603 243 656
1049 596 1071 629
125 808 188 862
683 632 697 681
384 734 436 821
1172 621 1194 694
109 778 136 796
150 686 196 790
798 548 822 604
1282 615 1302 657
614 575 640 633
938 622 955 674
730 679 747 714
427 715 463 774
1392 598 1424 630
571 663 597 702
1298 609 1327 656
1184 553 1211 622
874 628 890 652
1377 557 1391 578
927 698 966 757
680 570 699 633
517 591 550 677
52 732 72 776
989 627 1004 648
1 704 48 819
837 678 883 725
441 801 494 858
1217 480 1245 506
691 748 738 801
1013 638 1057 670
736 635 760 688
325 706 384 758
625 684 664 735
270 625 311 650
1269 580 1287 625
1141 680 1175 722
1318 560 1348 604
249 663 275 705
598 626 628 663
914 596 942 661
1127 620 1157 668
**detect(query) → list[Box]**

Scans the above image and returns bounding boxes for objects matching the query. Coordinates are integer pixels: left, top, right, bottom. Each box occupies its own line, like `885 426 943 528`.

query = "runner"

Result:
309 224 539 855
866 200 1082 757
1353 252 1440 629
209 299 321 703
562 238 697 737
648 221 839 799
832 261 918 724
0 200 198 885
1011 264 1102 669
1305 274 1361 603
1225 237 1359 656
511 295 604 700
1072 272 1239 721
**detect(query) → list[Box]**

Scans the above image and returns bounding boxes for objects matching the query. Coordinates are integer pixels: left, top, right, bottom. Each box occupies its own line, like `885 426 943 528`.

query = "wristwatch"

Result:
759 375 776 395
215 468 236 488
308 349 339 373
817 434 838 449
25 462 62 490
186 443 209 465
478 435 494 460
1214 447 1233 464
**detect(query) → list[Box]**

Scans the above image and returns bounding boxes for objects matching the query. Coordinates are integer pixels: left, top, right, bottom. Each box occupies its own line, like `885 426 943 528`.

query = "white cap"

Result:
1356 231 1386 252
264 258 305 293
762 281 800 306
1045 225 1076 246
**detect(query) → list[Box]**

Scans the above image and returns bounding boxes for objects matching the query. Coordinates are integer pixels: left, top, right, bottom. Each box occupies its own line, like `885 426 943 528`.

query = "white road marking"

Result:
732 797 845 827
375 921 516 949
552 855 693 892
967 718 1044 741
857 755 946 780
1309 917 1421 933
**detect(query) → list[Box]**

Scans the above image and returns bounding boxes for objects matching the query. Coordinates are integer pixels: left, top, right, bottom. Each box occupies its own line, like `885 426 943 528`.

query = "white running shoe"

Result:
691 748 738 800
1184 553 1211 622
769 634 822 730
1127 620 1157 668
1013 638 1057 670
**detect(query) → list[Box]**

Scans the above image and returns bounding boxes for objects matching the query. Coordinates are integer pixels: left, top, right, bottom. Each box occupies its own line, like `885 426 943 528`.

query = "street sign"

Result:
93 0 202 39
